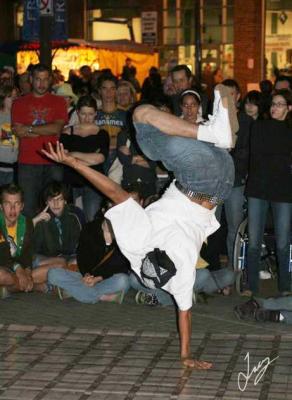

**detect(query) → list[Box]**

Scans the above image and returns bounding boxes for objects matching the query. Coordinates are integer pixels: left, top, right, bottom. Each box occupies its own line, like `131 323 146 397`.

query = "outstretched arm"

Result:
42 142 130 205
179 309 212 369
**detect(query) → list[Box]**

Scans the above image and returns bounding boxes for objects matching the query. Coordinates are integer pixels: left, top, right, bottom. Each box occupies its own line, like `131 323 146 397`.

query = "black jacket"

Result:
77 218 130 279
245 119 292 202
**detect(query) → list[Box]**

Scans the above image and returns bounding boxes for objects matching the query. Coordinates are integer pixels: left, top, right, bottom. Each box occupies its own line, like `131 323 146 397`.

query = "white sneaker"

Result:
259 270 272 280
198 84 238 149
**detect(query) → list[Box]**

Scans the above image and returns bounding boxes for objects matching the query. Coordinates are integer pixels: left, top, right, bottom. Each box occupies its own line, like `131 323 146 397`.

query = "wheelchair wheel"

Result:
235 269 249 295
233 217 248 295
233 217 248 272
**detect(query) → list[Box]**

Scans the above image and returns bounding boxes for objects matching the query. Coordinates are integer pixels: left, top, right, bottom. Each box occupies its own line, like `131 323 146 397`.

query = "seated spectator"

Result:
32 181 83 290
117 124 157 200
61 95 109 221
0 184 33 298
131 245 235 306
234 296 292 324
47 205 130 303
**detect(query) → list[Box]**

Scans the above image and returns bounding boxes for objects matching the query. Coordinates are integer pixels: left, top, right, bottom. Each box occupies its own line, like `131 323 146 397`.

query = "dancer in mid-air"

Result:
42 84 237 369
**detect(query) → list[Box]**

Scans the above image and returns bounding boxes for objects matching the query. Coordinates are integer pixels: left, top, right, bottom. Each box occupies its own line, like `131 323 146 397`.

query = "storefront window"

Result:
265 0 292 79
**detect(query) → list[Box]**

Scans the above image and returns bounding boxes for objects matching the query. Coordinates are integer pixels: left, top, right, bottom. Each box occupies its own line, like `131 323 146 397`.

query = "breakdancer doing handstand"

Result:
42 84 237 369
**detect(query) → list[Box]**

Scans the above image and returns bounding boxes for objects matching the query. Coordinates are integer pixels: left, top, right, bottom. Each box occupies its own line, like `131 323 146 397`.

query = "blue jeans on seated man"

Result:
134 123 234 203
257 296 292 325
130 268 235 306
247 197 292 294
48 268 130 304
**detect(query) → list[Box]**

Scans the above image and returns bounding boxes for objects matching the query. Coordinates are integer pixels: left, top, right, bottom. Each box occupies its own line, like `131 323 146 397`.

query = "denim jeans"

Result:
129 268 235 306
134 123 234 203
258 296 292 325
224 185 245 266
73 186 103 222
18 164 63 218
48 269 130 304
129 273 174 306
247 197 292 293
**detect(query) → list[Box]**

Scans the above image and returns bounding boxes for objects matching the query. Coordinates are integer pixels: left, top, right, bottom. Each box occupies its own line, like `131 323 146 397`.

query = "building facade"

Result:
1 0 292 91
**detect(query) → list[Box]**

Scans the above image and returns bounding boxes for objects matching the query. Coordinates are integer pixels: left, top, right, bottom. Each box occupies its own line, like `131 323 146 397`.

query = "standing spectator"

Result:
79 65 92 94
117 80 136 111
0 86 19 185
61 95 109 221
55 82 78 121
242 90 263 121
221 79 250 269
11 64 67 218
141 67 164 103
17 72 32 96
96 74 127 175
259 80 273 118
180 90 204 124
169 64 208 117
245 89 292 296
274 76 292 91
121 58 141 93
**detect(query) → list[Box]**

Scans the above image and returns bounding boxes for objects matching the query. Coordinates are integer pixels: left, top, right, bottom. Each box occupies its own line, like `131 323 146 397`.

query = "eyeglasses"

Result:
271 102 287 108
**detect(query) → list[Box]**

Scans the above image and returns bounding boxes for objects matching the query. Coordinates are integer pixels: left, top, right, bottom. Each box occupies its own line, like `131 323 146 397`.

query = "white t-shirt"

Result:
105 181 219 311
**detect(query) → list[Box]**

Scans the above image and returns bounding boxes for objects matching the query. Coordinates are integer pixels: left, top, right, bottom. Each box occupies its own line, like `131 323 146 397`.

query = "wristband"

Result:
12 263 21 272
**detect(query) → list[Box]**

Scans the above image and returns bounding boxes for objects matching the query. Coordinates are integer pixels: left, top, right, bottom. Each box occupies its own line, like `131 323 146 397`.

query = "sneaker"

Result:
0 286 10 299
135 291 159 306
198 84 238 149
255 309 281 323
234 298 260 320
259 270 272 280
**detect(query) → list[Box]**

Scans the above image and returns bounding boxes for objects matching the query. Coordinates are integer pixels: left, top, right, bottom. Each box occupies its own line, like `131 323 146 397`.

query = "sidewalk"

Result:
0 290 292 399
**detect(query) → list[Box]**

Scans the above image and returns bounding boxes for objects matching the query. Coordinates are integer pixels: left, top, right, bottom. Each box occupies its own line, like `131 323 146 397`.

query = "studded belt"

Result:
175 181 222 205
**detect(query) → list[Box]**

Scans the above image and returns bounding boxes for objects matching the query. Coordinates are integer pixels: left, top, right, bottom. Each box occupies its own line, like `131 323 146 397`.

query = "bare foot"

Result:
181 358 213 369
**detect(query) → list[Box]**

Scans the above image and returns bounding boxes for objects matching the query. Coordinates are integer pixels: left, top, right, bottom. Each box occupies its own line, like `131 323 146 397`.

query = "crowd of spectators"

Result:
0 61 292 326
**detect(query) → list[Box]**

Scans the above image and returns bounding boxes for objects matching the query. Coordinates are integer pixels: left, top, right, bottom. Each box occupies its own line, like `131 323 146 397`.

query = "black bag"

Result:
140 248 176 289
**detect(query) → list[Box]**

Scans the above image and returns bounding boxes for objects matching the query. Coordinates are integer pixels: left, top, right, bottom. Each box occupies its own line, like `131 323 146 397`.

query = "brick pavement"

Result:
0 325 292 400
0 291 292 399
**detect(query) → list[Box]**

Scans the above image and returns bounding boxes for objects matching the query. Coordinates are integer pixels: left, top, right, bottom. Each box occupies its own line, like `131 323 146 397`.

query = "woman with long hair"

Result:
61 95 109 221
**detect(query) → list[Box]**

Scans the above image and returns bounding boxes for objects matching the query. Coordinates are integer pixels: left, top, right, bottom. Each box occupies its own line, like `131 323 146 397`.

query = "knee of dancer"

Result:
133 104 155 123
